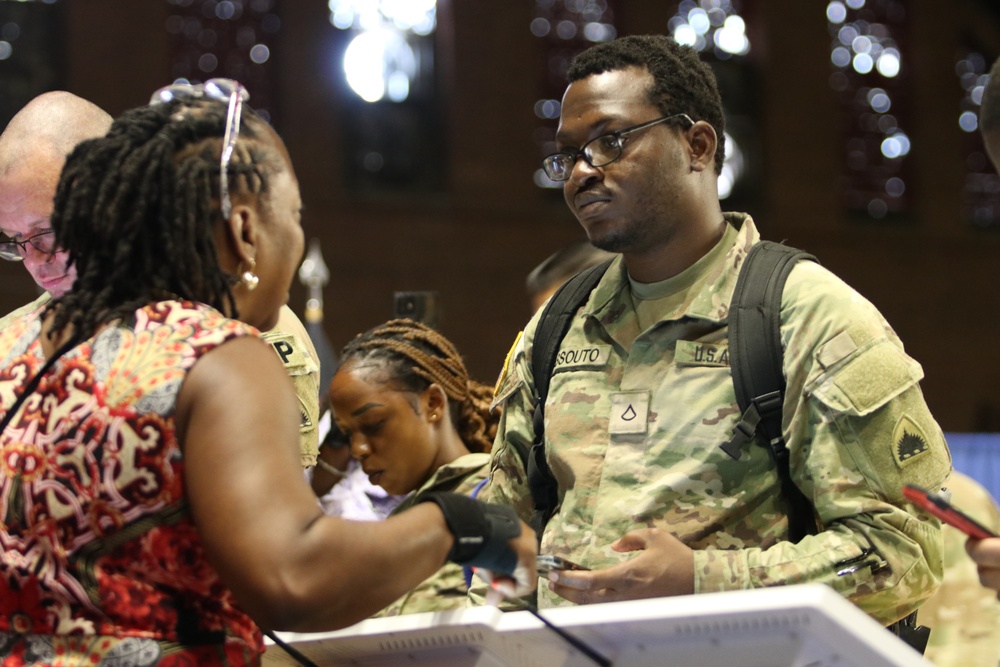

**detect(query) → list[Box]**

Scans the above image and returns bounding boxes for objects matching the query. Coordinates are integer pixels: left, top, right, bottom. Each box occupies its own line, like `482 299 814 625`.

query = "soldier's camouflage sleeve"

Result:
468 320 541 608
481 322 537 523
261 305 321 468
696 260 950 625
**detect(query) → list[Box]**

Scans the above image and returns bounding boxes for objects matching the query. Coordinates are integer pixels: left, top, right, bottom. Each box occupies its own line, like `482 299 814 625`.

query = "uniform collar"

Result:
588 212 760 327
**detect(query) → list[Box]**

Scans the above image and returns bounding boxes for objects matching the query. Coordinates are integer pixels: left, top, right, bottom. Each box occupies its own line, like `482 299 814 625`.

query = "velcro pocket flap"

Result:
809 338 923 417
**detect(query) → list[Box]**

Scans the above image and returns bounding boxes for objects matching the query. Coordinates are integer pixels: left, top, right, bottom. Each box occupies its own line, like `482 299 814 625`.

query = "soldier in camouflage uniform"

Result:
262 305 321 467
329 319 500 615
921 472 1000 667
965 57 1000 598
478 35 951 626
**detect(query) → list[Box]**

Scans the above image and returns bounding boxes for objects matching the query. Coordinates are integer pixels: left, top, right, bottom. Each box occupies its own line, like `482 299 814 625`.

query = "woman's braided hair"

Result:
45 97 285 340
340 319 498 454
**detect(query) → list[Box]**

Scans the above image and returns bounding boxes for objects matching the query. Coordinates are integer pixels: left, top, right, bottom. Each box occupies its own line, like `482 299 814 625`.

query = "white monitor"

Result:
262 583 930 667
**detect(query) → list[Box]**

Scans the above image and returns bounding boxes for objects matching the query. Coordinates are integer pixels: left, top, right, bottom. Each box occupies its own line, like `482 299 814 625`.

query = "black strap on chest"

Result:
722 241 817 543
528 259 613 536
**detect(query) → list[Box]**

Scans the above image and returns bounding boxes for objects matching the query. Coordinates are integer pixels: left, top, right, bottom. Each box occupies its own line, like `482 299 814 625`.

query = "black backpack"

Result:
523 240 816 540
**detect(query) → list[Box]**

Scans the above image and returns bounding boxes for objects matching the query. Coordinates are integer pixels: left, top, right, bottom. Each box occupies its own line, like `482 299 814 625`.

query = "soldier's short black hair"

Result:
981 56 1000 134
567 34 726 174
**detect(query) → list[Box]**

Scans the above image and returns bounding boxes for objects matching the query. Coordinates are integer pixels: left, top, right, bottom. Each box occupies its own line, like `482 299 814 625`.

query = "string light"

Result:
329 0 436 103
164 0 278 123
668 0 750 59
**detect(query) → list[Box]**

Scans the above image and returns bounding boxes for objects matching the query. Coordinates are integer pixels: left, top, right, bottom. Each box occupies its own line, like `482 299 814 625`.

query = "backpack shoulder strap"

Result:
722 240 817 541
530 259 614 416
525 258 613 537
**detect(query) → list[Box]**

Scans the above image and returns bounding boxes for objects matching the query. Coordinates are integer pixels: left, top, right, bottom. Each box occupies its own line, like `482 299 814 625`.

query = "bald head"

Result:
982 57 1000 171
0 90 111 174
0 91 111 297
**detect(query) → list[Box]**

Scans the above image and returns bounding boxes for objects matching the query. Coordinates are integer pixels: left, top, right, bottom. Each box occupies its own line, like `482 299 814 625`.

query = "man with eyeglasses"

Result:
482 35 949 633
0 91 111 301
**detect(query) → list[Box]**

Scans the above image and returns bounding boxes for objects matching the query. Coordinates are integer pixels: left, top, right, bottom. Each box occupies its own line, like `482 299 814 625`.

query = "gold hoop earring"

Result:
240 258 259 291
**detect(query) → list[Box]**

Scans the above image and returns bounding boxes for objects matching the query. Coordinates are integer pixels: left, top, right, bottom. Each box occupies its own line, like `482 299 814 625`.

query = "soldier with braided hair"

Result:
328 318 501 615
0 82 536 666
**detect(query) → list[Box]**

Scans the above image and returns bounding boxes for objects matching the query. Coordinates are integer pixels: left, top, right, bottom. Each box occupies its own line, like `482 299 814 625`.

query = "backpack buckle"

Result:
752 390 783 418
721 402 762 460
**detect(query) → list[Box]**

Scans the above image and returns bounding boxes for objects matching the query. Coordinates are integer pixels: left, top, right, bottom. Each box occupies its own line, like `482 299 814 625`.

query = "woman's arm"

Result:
177 336 476 631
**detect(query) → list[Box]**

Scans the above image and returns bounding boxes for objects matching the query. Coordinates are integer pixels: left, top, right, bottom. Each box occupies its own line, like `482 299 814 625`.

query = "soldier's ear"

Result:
685 120 717 173
423 383 448 423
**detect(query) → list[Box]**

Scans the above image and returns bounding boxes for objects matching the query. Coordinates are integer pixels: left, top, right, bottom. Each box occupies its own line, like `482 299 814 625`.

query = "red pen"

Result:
904 484 999 539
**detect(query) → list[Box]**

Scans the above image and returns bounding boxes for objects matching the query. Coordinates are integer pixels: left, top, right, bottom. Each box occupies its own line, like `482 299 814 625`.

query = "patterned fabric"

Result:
921 471 1000 667
480 213 951 625
377 452 490 616
0 299 262 666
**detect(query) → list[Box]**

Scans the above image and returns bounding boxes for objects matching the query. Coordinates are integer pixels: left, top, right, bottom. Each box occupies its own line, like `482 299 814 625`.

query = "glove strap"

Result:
419 493 521 575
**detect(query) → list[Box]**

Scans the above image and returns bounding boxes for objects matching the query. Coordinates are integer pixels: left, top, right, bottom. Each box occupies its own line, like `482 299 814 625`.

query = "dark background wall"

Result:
1 0 999 431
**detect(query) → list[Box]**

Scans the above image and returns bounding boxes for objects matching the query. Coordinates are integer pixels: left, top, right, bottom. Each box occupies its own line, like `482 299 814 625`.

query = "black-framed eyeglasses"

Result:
542 113 695 182
0 229 56 262
149 78 250 220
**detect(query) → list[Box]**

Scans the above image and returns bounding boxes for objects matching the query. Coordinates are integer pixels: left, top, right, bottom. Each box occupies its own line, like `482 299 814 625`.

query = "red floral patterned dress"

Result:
0 299 263 666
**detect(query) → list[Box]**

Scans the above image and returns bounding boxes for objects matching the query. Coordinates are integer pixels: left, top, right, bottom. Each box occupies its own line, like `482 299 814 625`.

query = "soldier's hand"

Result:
967 537 1000 598
547 527 694 604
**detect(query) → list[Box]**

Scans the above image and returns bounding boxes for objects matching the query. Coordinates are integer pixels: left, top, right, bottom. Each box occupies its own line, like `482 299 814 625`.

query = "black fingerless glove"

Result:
419 492 521 575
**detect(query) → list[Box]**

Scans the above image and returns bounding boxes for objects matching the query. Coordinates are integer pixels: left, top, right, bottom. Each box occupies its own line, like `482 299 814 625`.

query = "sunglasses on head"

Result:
149 78 250 220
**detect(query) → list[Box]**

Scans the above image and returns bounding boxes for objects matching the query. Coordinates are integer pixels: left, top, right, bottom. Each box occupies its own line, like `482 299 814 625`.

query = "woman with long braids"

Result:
328 318 499 615
0 81 534 666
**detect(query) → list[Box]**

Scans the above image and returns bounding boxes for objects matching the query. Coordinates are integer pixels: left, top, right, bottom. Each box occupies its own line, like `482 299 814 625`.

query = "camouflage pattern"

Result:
0 293 48 374
261 305 321 467
479 213 950 625
377 452 490 616
921 471 1000 667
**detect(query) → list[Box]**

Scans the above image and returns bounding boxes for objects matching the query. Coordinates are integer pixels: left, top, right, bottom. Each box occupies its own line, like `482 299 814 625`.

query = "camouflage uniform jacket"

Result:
378 452 490 616
484 213 950 624
0 292 50 336
259 305 321 467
